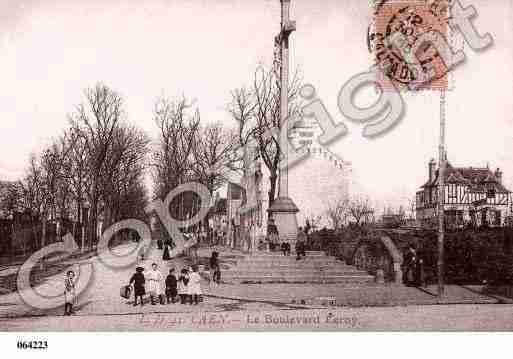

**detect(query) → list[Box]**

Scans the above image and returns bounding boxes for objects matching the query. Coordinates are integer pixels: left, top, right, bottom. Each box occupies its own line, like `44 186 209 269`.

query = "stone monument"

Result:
267 0 300 245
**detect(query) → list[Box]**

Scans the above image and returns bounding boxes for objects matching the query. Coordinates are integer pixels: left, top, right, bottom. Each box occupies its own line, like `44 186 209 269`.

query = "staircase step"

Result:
238 257 340 262
238 261 343 267
218 250 375 285
232 264 354 270
223 270 369 276
246 251 326 257
222 275 374 284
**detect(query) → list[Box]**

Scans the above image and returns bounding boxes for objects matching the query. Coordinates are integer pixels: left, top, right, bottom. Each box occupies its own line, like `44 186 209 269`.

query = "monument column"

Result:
268 0 300 245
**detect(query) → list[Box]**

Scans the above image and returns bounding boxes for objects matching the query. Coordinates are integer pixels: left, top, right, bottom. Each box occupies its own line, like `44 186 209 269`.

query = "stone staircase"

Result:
221 251 374 284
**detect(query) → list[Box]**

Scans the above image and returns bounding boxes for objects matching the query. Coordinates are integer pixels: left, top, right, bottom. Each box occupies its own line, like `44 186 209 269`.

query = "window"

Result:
448 185 457 201
495 210 502 226
487 188 496 199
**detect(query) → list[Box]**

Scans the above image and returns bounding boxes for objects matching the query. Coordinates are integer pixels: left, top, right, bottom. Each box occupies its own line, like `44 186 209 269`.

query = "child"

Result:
165 268 178 304
147 263 164 305
188 265 202 305
129 266 146 306
281 242 288 256
64 270 76 316
177 268 190 304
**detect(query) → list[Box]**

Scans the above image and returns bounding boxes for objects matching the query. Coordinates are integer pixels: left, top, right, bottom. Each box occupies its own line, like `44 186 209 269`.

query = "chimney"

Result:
495 168 503 184
429 158 436 183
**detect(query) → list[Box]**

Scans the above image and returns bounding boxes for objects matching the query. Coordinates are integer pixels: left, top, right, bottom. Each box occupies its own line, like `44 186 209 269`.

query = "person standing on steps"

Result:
267 218 279 252
129 266 146 306
296 227 307 260
147 263 164 305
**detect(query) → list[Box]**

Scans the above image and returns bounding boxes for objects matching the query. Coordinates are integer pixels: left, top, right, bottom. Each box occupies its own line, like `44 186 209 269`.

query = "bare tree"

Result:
13 84 150 255
68 83 150 248
229 66 303 215
59 126 90 236
0 181 24 217
101 123 150 230
304 213 323 232
348 195 374 226
192 122 239 196
326 198 350 231
151 95 201 236
37 145 64 250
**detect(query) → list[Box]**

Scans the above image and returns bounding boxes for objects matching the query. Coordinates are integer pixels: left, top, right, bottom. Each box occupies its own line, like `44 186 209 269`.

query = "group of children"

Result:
128 263 203 306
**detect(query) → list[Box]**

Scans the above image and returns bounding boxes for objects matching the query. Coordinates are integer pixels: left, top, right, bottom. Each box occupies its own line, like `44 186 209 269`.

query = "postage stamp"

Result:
370 0 452 91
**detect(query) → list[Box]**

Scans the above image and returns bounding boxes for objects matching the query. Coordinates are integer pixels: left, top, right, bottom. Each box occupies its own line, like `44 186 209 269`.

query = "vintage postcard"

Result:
1 0 513 346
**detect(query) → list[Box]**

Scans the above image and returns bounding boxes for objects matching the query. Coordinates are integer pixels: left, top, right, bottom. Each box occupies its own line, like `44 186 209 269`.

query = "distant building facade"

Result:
416 159 512 228
210 196 227 236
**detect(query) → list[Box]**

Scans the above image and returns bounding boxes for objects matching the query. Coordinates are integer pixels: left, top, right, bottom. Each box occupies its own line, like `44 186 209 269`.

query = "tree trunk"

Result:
267 173 278 220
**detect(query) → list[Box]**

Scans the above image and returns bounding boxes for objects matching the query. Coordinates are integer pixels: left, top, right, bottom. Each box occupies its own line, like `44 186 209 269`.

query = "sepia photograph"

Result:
1 0 513 351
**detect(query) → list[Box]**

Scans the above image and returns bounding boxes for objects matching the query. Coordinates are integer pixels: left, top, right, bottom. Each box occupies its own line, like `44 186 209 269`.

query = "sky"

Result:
0 0 512 213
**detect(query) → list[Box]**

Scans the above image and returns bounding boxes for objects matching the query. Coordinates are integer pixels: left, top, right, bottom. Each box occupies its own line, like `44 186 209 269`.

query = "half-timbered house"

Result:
416 159 512 228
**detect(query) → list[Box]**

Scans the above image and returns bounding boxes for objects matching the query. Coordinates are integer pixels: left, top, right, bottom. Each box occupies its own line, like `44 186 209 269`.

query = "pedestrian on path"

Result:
147 263 164 305
178 268 190 304
209 251 221 287
138 244 147 262
162 239 171 261
296 228 307 260
63 270 76 316
165 268 178 304
188 265 202 305
129 266 146 306
403 244 418 286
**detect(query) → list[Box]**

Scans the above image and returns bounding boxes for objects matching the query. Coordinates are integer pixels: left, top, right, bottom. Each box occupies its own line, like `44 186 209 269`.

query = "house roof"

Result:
422 162 510 193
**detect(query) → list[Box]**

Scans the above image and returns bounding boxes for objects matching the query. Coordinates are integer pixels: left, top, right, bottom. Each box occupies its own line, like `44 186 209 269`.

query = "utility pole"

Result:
438 89 446 298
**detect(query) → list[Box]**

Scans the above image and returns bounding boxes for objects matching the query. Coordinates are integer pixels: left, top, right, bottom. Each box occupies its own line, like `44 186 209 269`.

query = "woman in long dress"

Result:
188 265 202 305
64 270 76 316
147 263 164 305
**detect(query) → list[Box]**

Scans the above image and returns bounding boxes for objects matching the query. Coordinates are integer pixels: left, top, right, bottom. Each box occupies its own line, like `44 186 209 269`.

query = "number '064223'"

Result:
17 341 48 350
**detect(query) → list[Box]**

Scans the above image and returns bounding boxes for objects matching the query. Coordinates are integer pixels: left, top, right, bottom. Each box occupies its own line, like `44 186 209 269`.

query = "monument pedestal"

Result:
268 196 299 248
